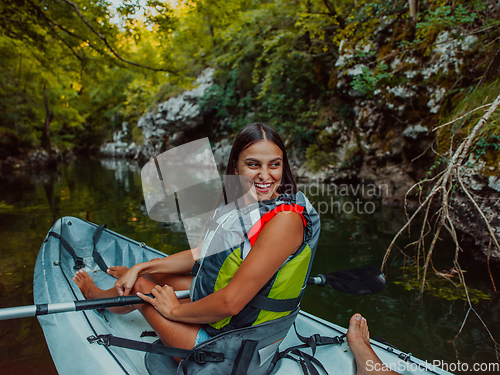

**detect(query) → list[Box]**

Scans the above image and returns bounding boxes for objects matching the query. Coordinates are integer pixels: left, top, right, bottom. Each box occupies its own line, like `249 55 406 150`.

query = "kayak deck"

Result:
34 217 452 375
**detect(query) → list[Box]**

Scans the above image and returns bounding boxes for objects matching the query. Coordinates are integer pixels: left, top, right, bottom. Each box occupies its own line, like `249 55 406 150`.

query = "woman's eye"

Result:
271 163 281 168
248 163 259 167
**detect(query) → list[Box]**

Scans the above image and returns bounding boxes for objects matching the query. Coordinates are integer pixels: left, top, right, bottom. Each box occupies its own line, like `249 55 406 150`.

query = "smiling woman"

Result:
235 140 283 199
227 123 297 199
70 122 322 373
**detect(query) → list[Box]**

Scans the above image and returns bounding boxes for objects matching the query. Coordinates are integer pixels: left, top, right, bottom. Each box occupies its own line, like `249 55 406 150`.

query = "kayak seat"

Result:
144 308 300 375
145 340 180 375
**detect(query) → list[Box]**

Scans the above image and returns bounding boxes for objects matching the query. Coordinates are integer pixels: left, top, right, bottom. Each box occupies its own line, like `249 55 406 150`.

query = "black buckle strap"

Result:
274 348 327 375
48 231 85 270
87 334 224 364
49 223 110 272
272 324 346 375
231 340 258 375
140 330 158 338
295 326 346 349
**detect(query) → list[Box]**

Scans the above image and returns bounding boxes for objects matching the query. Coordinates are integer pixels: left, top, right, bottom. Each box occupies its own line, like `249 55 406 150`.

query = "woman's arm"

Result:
139 211 304 323
114 248 197 296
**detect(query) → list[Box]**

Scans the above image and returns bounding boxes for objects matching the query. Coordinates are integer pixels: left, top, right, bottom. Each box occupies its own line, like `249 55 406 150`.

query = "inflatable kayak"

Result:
34 217 452 375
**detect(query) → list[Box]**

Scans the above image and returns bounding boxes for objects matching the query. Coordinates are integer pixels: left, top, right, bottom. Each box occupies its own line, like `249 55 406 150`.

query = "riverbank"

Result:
0 150 62 176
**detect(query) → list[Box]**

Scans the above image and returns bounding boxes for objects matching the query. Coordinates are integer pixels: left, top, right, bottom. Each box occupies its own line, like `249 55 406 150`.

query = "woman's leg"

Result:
346 313 401 375
73 270 200 352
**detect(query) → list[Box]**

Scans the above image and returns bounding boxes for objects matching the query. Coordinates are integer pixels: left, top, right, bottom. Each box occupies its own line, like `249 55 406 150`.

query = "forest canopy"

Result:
0 0 499 159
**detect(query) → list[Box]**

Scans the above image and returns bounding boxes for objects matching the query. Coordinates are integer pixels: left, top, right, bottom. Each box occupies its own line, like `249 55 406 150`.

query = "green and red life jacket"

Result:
190 191 320 336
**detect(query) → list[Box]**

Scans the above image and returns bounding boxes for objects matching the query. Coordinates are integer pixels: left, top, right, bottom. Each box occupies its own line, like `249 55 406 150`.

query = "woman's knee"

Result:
132 276 155 294
147 273 193 291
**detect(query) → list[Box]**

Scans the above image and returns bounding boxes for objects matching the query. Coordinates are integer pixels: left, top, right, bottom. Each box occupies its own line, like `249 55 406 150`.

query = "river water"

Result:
0 157 498 374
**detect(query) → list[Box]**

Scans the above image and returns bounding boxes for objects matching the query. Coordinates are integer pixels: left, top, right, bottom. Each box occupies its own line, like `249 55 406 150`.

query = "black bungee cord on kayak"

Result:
86 334 224 365
47 230 85 270
47 222 109 272
92 224 109 272
271 324 346 375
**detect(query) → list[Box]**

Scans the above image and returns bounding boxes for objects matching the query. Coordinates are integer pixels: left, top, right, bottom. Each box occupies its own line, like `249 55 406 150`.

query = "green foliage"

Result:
474 135 500 158
0 0 175 153
1 0 499 171
350 62 397 98
399 1 499 51
436 78 500 173
417 4 479 33
394 266 490 303
304 144 327 173
195 0 339 148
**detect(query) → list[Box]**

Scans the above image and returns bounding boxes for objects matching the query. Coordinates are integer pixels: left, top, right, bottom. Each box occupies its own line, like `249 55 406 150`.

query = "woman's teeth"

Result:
255 183 272 189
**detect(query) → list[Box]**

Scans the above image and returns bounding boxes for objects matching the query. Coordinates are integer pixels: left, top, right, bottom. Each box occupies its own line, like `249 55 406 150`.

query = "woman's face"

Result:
235 139 283 201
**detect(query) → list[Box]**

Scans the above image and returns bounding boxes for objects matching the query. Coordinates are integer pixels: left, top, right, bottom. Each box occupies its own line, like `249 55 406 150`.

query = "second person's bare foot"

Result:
107 266 129 279
346 313 400 375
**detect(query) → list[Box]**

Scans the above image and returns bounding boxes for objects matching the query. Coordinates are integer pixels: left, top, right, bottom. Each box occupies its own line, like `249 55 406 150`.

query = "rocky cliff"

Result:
100 28 499 263
100 68 219 162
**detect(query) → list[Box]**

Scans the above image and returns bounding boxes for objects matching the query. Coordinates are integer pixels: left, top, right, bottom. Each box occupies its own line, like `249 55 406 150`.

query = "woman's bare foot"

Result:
346 313 400 375
73 269 135 314
73 270 101 299
107 266 129 279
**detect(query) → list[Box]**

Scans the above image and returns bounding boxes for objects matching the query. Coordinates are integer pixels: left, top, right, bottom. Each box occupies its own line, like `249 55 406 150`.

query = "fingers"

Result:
124 285 133 296
115 283 132 296
137 285 168 308
151 286 161 297
114 279 133 296
137 292 156 306
115 283 124 296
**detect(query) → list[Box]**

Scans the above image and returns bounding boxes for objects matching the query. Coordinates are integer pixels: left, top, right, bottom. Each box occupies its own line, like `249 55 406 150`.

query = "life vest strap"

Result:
248 293 302 313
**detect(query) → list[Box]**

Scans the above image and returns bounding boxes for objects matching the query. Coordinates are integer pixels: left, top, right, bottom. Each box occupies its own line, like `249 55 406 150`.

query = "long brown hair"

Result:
223 123 297 204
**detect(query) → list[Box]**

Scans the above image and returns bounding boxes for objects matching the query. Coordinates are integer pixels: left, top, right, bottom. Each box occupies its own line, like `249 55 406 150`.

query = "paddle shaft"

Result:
0 267 384 321
0 290 190 321
1 279 323 321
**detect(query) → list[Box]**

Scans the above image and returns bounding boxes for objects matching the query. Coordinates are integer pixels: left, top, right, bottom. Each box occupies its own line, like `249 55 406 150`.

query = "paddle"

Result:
307 266 386 295
0 290 190 321
0 267 385 321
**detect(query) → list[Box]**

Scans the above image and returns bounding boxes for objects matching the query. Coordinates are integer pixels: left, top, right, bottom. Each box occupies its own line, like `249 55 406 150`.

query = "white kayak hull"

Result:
34 217 452 375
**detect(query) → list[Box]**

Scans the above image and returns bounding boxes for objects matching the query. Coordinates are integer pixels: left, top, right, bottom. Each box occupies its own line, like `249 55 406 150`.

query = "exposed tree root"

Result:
381 92 500 358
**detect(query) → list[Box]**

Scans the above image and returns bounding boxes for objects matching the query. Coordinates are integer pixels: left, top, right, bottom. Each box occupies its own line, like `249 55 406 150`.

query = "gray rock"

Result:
101 68 215 159
402 124 429 139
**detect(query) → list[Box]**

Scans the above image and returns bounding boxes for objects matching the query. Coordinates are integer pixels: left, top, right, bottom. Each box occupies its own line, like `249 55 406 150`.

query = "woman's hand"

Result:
114 267 140 296
137 285 180 319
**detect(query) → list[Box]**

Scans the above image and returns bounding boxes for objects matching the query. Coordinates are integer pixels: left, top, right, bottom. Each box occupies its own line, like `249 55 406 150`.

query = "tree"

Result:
409 0 417 21
0 0 178 152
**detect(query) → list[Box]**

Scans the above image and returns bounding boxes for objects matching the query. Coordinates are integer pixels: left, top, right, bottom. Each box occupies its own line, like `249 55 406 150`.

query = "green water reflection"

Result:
0 157 498 374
